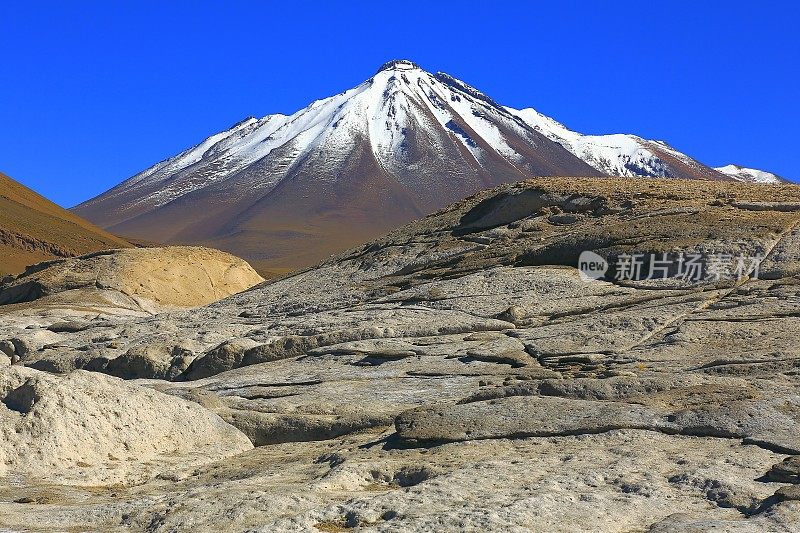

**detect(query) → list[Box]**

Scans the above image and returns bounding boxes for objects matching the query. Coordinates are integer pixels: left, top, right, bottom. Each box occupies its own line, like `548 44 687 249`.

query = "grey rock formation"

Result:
1 177 800 531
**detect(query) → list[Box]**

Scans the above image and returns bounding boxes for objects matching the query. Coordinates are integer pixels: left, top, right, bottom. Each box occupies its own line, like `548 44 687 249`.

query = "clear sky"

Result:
1 1 798 207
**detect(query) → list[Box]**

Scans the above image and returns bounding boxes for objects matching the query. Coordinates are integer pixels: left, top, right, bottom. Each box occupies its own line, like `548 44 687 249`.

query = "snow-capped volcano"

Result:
73 60 778 273
80 60 594 220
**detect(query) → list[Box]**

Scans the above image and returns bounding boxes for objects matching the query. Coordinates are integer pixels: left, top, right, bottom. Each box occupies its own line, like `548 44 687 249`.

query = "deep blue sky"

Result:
2 1 798 207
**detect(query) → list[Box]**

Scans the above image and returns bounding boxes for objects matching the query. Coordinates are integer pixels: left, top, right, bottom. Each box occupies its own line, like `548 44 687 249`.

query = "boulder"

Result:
181 339 260 381
0 366 252 486
105 343 194 380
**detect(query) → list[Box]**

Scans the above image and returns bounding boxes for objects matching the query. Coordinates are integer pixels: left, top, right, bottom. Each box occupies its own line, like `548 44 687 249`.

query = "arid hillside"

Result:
0 171 132 275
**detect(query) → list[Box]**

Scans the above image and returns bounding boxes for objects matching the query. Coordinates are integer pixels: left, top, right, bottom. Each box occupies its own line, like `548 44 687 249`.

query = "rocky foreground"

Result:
2 177 800 531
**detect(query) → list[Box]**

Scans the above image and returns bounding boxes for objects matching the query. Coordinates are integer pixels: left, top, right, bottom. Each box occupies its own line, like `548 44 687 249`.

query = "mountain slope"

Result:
74 60 755 274
714 164 786 184
508 107 736 181
0 171 132 275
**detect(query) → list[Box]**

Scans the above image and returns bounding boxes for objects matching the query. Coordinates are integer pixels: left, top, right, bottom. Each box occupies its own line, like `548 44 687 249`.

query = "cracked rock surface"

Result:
2 177 800 531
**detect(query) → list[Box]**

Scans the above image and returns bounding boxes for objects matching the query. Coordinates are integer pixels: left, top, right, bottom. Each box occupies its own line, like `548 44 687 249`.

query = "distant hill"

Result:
0 171 132 275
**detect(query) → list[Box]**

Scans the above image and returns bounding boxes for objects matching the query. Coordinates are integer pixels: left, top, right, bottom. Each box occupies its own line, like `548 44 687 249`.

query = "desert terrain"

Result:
1 177 799 531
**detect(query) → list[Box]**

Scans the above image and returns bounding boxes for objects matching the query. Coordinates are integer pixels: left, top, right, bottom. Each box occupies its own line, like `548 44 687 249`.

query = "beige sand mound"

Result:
0 366 252 486
0 246 264 312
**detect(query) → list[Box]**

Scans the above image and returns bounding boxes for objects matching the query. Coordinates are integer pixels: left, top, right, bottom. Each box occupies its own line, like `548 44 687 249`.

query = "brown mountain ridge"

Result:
0 171 132 276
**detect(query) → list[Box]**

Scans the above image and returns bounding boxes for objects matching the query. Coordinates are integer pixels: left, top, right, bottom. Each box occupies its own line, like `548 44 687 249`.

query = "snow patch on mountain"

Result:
507 107 687 178
714 164 785 184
